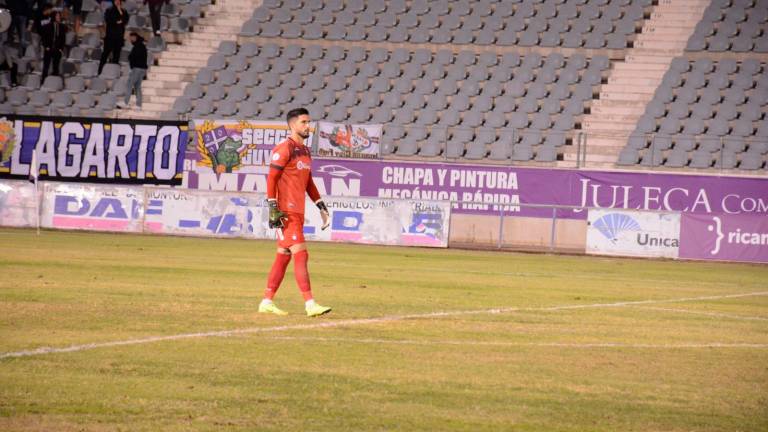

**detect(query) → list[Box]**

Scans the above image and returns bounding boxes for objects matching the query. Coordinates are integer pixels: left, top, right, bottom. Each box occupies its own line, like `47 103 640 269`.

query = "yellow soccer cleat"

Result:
258 302 288 316
306 303 332 317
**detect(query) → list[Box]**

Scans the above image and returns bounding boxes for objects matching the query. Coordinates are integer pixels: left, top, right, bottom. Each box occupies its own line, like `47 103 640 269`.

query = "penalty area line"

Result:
2 290 767 360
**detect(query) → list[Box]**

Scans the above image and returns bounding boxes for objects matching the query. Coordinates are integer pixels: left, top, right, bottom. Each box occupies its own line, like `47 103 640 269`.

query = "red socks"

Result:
264 253 291 300
264 250 313 301
293 250 314 301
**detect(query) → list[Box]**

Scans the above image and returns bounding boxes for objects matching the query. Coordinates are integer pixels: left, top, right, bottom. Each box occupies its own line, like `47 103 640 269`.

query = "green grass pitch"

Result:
1 227 767 431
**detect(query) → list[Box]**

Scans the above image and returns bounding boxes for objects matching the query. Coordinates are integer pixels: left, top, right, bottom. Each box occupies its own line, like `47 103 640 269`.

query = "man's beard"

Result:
298 130 310 139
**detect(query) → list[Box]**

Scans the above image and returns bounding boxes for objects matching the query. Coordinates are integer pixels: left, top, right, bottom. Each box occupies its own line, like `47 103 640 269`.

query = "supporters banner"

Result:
586 209 680 258
0 115 188 184
40 182 144 232
0 179 37 228
183 157 768 219
316 121 381 159
190 119 315 174
679 213 768 263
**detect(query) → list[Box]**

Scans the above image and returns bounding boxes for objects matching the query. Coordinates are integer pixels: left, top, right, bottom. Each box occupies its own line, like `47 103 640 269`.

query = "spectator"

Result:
98 0 128 74
145 0 167 37
0 36 19 87
40 10 66 83
117 32 147 110
7 0 31 49
64 0 83 33
33 2 54 35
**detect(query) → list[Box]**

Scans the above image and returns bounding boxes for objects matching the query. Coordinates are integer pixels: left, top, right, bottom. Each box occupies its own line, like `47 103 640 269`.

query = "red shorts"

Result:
277 212 305 248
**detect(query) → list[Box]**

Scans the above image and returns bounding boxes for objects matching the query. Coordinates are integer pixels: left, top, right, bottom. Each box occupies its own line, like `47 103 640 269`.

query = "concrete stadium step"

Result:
142 87 184 98
563 153 618 164
583 119 637 131
591 99 650 108
590 104 646 116
650 11 703 20
634 40 689 49
586 136 633 148
580 144 628 156
142 80 186 91
641 26 698 35
192 24 243 34
599 91 655 101
147 71 195 82
158 58 209 68
624 54 677 64
161 48 214 58
613 62 670 72
607 76 667 86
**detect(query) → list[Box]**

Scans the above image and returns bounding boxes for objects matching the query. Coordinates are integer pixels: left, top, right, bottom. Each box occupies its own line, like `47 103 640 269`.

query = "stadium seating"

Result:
167 40 611 161
240 0 652 49
0 0 203 115
685 0 768 52
621 57 767 170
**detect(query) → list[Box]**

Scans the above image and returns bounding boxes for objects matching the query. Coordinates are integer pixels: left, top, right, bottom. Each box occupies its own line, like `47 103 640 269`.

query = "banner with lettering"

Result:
586 209 680 258
0 115 188 184
316 121 381 159
40 182 145 232
190 119 315 175
183 156 768 219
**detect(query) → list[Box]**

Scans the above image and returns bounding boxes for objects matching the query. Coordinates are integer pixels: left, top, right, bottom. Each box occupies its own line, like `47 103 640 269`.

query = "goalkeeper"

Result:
259 108 332 317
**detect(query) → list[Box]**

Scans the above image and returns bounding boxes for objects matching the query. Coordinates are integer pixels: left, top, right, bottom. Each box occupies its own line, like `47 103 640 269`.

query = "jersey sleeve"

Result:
269 144 291 170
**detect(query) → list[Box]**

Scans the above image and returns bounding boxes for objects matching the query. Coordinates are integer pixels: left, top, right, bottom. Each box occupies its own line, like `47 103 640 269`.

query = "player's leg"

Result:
288 240 332 317
258 244 292 315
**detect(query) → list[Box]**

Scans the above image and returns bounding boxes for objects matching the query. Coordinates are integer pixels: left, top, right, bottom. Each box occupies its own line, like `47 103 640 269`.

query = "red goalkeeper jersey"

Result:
268 137 319 215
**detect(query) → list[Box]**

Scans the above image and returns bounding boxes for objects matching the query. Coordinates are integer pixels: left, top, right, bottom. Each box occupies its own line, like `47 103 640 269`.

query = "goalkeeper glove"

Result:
267 199 286 229
316 200 330 230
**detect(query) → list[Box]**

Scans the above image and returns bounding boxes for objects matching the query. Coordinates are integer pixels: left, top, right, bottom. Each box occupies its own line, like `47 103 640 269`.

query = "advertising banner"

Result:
142 187 273 239
679 213 768 264
316 121 381 159
0 179 37 227
0 115 188 183
40 182 144 232
184 156 768 219
304 196 450 248
190 119 314 175
586 209 680 258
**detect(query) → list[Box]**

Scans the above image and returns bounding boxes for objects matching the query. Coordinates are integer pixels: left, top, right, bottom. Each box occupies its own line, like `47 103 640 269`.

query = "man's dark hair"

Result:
286 108 309 124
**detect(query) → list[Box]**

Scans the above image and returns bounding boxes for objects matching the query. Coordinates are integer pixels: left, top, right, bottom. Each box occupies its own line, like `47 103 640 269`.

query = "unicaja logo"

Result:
707 216 724 255
593 213 641 243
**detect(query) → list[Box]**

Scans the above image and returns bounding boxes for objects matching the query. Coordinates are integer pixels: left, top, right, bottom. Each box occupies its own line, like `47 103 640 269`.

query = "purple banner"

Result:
679 213 768 263
183 153 768 219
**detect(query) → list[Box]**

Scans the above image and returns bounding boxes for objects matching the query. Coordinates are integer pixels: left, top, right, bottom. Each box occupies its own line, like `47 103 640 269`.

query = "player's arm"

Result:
307 174 330 230
266 147 288 229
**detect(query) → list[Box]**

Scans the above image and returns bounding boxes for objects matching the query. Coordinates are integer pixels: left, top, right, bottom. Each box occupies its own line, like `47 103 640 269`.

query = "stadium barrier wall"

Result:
0 179 449 248
1 179 765 263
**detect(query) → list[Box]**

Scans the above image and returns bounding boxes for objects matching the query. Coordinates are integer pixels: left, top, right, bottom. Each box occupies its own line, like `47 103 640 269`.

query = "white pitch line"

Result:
265 335 768 349
2 291 767 360
634 306 768 322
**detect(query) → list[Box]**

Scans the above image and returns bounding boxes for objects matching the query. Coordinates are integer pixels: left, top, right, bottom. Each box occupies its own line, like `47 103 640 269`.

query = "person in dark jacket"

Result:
98 0 128 74
7 0 31 49
145 0 168 36
117 32 147 109
40 10 66 83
